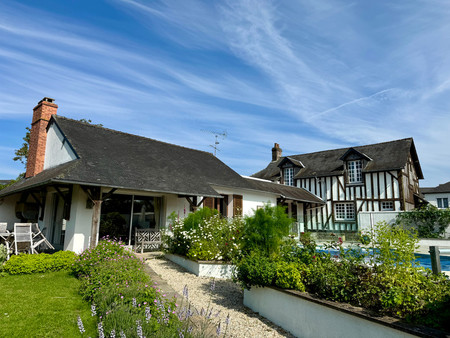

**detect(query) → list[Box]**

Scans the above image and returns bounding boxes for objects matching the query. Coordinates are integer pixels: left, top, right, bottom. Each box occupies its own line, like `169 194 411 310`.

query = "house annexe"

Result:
253 140 424 233
0 98 322 253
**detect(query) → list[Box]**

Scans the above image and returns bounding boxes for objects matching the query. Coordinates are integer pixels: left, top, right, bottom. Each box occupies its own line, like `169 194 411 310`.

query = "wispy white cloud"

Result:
0 0 449 185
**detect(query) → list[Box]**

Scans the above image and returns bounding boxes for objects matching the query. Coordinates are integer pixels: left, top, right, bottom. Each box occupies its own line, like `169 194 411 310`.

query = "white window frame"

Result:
381 201 394 211
347 160 363 184
437 198 449 209
283 167 294 186
334 202 355 221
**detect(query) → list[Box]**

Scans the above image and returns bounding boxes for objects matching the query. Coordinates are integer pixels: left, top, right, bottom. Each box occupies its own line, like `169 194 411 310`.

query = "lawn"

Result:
0 271 97 337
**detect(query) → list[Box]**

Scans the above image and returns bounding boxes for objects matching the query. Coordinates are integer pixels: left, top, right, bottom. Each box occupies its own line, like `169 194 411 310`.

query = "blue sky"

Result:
0 0 449 187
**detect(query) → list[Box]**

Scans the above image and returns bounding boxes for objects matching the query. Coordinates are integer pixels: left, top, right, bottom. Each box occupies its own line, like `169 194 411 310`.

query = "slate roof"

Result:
252 138 424 181
421 181 450 194
0 116 255 198
244 177 324 204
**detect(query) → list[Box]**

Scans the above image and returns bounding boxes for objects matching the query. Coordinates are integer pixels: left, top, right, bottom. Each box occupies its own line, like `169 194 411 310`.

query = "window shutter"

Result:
233 195 243 216
203 197 214 209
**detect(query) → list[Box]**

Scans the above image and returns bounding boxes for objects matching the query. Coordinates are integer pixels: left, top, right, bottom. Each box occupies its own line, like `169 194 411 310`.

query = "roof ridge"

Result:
53 115 215 157
284 137 413 158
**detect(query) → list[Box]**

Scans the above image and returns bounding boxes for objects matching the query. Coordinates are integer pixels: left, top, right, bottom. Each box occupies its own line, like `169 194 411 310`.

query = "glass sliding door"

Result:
100 194 162 245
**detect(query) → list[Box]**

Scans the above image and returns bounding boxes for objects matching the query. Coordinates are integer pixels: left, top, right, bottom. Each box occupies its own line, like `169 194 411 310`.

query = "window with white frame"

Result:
381 201 394 211
283 167 294 186
347 160 363 184
437 198 449 209
334 203 355 221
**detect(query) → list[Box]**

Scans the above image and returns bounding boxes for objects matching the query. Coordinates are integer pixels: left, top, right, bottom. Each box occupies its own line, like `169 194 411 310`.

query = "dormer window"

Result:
347 160 363 183
284 167 294 186
277 156 304 187
340 148 371 185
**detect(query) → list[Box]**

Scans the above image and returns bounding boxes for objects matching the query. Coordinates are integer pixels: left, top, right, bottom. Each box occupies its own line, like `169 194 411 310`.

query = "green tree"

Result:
242 204 293 258
13 126 31 169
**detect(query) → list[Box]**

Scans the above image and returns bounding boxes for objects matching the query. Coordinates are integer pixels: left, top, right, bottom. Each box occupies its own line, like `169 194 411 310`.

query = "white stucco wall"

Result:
64 185 94 253
0 193 21 230
44 123 77 170
165 194 192 223
211 185 276 216
423 192 450 209
244 287 417 338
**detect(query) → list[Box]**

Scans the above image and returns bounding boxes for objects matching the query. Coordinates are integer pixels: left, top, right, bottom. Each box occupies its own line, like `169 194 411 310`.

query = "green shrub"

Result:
74 239 184 337
242 204 293 258
71 237 133 277
234 252 277 289
0 244 7 265
166 208 244 261
395 204 450 238
275 261 306 291
372 221 418 271
3 251 76 274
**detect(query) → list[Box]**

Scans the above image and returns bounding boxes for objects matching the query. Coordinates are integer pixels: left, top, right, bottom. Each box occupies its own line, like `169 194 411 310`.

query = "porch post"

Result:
90 200 103 248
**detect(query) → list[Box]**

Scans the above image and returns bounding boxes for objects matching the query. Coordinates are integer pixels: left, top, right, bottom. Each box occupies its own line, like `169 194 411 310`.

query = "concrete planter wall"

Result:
244 287 439 338
165 253 234 279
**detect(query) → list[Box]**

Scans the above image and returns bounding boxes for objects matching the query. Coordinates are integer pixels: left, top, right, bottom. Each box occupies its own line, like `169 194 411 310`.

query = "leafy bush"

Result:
235 220 450 332
73 238 185 337
372 221 418 270
165 207 244 261
234 252 277 289
3 251 77 274
395 204 450 238
0 244 7 265
71 237 133 276
242 204 293 258
275 261 306 291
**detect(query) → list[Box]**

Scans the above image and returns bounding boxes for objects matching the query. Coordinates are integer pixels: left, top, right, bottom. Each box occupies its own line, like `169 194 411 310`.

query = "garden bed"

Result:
165 253 234 279
243 287 445 338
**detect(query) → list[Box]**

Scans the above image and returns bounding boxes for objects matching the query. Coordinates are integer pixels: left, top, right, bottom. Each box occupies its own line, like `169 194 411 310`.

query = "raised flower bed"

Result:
165 253 234 279
164 208 243 278
243 287 442 338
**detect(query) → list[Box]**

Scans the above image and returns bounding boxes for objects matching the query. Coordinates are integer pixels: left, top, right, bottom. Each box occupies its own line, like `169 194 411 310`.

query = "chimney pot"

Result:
272 143 282 161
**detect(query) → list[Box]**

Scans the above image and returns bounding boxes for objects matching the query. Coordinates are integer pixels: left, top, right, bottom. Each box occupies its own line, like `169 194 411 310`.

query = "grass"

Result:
0 271 97 337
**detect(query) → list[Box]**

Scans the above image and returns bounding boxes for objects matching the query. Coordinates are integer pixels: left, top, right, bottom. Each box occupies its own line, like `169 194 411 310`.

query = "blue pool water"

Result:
317 248 450 271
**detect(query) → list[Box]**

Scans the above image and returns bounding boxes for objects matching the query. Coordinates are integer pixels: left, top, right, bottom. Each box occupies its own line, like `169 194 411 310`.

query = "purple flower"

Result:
77 316 85 334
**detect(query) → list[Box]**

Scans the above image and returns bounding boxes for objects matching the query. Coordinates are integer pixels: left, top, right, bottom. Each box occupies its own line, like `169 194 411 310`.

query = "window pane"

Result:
284 167 294 186
348 160 362 183
444 198 449 208
381 201 393 211
438 198 443 208
335 203 355 220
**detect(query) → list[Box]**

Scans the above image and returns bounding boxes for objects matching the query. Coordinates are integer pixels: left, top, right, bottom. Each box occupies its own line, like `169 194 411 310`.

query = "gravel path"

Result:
145 255 294 338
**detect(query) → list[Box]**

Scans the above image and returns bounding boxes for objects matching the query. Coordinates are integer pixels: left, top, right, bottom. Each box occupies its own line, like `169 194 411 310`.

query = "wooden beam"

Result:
102 188 117 201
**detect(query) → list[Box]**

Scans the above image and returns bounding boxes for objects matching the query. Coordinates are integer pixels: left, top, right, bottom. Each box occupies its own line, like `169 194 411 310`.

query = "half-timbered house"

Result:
252 140 424 233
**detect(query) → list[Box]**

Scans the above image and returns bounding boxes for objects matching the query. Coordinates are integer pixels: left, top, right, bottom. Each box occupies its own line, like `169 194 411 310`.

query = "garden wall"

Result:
165 254 234 279
244 287 438 338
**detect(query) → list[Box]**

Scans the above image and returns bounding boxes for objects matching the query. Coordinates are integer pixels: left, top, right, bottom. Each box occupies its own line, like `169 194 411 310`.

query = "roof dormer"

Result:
339 148 372 185
277 157 304 186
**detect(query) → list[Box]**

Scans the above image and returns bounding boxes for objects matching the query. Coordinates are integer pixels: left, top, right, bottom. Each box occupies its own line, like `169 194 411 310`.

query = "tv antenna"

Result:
201 130 227 156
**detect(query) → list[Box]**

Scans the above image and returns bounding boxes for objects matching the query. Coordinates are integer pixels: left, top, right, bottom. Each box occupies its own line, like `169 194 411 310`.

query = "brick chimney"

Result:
25 97 58 178
272 143 282 161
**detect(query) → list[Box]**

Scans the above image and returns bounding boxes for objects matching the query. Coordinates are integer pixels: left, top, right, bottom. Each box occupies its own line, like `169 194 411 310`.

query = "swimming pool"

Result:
317 248 450 271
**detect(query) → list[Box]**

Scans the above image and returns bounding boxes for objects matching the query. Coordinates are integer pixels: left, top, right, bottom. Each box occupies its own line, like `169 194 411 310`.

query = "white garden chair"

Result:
14 223 34 255
0 222 12 260
32 223 55 252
